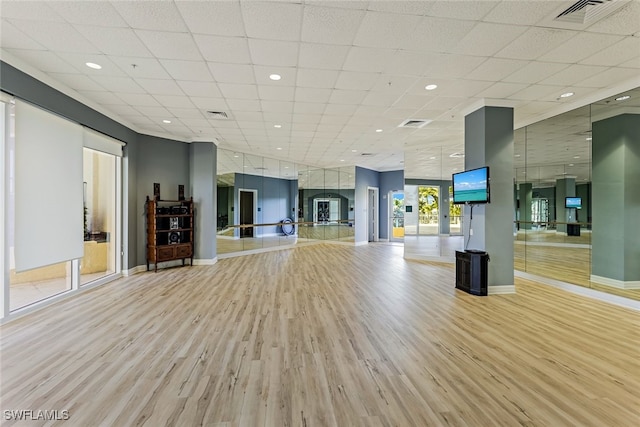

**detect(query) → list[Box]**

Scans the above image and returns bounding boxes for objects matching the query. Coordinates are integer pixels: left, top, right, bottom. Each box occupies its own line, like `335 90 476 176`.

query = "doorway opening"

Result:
390 191 404 242
239 189 257 238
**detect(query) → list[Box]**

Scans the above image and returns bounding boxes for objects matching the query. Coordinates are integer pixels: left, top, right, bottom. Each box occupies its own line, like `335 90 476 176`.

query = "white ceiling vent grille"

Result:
206 111 229 119
398 119 432 129
360 152 375 157
554 0 624 25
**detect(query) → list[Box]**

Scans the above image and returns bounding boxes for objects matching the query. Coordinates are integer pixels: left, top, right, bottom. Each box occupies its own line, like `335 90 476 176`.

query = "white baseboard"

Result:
590 275 640 289
488 285 516 295
404 254 456 264
193 258 217 266
355 241 368 246
123 265 146 276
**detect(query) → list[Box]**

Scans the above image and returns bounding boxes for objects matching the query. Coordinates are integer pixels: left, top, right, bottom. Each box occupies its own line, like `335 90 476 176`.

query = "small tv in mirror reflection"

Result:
565 197 582 209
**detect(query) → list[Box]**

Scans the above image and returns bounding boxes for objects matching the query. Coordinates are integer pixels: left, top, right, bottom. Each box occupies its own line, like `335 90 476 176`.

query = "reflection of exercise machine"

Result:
280 218 295 236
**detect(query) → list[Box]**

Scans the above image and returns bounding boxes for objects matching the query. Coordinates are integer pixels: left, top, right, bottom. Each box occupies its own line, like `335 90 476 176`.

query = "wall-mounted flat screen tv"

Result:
452 166 490 204
565 197 582 209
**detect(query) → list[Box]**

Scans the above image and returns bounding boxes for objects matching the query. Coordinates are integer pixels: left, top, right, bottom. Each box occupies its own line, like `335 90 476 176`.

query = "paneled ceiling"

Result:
1 0 639 179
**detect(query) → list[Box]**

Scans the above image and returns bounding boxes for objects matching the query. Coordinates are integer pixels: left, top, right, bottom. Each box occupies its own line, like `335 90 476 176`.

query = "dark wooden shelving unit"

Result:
146 196 194 272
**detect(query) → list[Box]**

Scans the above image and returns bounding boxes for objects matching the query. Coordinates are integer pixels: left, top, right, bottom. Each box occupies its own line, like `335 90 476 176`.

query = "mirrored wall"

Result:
216 148 355 256
515 87 639 301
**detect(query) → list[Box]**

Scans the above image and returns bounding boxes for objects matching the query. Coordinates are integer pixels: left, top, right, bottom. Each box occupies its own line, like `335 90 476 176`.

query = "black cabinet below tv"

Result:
455 250 489 296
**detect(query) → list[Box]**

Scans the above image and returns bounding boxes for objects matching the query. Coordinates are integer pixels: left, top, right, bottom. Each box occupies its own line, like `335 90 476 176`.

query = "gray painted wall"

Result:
592 114 640 282
464 106 514 288
190 142 217 261
518 183 532 230
136 136 191 265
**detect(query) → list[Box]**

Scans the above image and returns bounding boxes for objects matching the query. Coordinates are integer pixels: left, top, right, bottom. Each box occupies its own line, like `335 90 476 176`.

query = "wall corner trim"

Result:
590 275 640 290
193 258 218 266
488 285 516 295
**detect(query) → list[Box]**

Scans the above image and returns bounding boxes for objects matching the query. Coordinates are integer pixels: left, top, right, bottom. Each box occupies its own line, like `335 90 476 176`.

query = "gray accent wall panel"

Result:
190 142 217 261
355 166 380 243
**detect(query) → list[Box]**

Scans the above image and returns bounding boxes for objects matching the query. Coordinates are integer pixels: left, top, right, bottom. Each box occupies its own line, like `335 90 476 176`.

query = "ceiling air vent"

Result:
554 0 623 25
398 119 432 129
360 152 375 156
206 110 229 119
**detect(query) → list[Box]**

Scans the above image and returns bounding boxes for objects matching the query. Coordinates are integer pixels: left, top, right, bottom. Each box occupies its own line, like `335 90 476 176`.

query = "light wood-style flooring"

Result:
1 244 638 426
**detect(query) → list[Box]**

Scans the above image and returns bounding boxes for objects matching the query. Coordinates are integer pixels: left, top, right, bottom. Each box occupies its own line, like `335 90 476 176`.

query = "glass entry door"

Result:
390 191 404 242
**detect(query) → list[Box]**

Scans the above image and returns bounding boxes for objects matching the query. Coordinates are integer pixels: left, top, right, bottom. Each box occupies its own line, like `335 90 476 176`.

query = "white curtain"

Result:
14 100 84 272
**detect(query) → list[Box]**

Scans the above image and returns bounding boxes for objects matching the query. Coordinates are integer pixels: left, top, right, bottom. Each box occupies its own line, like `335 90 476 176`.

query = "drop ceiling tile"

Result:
335 72 379 91
502 61 570 84
295 68 339 89
361 92 401 107
366 1 433 15
423 54 487 79
263 112 291 123
353 105 388 116
301 5 365 45
618 56 640 69
576 67 640 89
48 1 125 26
258 86 296 101
226 99 262 111
116 93 161 107
208 120 239 129
384 51 446 76
110 57 171 79
112 1 187 32
73 26 152 57
248 39 299 67
134 106 172 118
160 60 212 81
392 94 435 110
189 97 228 111
323 104 358 116
233 112 265 122
422 96 467 110
328 89 368 105
298 43 350 70
539 64 609 87
0 2 63 21
579 37 640 67
194 35 251 64
4 50 75 73
6 19 98 53
294 102 327 114
208 63 256 84
452 22 528 56
343 47 396 73
48 73 105 91
372 75 421 94
217 83 258 100
107 105 139 116
176 81 222 98
508 84 567 101
495 27 578 60
295 87 333 103
482 1 563 25
176 1 245 36
0 21 45 50
538 32 624 63
432 80 495 98
89 76 145 93
465 58 528 81
153 95 196 109
241 1 302 41
353 10 422 49
260 100 294 113
136 31 203 61
475 82 530 99
407 17 476 53
77 90 124 105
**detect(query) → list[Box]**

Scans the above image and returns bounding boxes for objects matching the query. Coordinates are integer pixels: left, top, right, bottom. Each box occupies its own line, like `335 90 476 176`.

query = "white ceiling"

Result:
1 0 639 179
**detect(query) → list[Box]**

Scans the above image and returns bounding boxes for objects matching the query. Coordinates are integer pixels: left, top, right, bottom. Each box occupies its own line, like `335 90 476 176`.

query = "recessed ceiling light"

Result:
234 155 239 158
351 149 357 153
569 163 574 166
276 147 282 150
340 159 345 162
375 129 383 133
274 124 282 128
514 154 521 157
284 166 289 169
85 62 102 70
269 74 281 81
560 92 574 98
615 95 630 101
573 155 580 159
429 156 436 160
162 119 171 124
425 84 438 90
586 137 592 141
